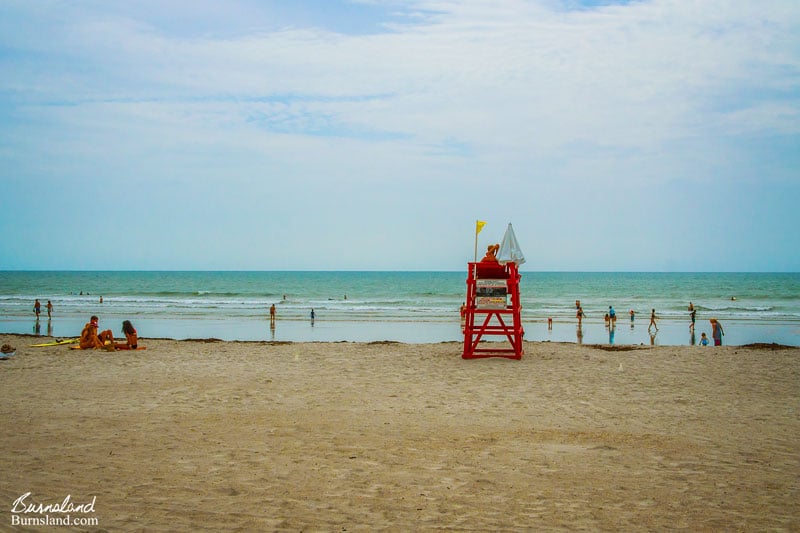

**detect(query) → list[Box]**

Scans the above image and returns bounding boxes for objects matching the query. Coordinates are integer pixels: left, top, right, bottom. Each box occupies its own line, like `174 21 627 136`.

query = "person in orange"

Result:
481 244 500 262
79 315 114 349
115 320 138 350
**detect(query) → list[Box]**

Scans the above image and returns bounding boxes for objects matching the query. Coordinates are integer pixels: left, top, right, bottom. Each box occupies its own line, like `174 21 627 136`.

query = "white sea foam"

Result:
1 271 798 345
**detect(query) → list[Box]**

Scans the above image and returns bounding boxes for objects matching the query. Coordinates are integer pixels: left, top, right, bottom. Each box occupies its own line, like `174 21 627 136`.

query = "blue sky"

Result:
1 0 798 271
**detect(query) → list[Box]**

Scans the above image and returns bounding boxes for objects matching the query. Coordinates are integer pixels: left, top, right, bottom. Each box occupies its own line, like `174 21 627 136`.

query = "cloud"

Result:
1 0 798 269
5 1 797 150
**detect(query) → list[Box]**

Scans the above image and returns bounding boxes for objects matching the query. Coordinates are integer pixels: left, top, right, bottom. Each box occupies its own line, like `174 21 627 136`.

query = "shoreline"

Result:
1 334 798 530
2 314 798 346
3 331 797 350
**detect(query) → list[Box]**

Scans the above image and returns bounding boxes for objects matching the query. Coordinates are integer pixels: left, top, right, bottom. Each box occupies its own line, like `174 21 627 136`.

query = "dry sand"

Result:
0 334 798 531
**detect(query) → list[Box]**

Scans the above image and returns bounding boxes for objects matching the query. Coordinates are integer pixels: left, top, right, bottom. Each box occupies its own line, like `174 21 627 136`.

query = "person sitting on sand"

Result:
79 315 114 349
481 244 500 263
115 320 138 350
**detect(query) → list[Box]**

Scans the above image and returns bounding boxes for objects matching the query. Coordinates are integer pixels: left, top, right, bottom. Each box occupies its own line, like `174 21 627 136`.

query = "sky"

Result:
1 0 798 272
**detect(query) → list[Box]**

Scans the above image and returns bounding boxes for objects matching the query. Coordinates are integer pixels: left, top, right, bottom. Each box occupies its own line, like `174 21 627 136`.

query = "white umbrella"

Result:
498 223 525 266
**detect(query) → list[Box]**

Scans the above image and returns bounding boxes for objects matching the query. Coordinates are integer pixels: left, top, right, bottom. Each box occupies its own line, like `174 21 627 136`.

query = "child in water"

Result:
699 332 709 346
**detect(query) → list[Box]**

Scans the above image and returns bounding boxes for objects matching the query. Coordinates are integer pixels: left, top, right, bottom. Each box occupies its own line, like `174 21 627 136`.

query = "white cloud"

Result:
1 0 798 269
9 1 797 150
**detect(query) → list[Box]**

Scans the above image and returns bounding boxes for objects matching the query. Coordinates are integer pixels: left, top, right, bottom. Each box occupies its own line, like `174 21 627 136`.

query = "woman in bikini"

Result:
115 320 138 350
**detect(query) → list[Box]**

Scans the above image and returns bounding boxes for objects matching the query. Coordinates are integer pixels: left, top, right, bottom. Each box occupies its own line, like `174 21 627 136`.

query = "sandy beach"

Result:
0 334 798 531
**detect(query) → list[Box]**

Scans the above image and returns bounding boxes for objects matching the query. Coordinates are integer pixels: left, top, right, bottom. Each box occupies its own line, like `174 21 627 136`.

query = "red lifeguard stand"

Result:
462 261 523 360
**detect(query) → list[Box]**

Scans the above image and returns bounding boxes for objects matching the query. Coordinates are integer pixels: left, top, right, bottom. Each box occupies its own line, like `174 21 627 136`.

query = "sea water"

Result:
0 271 798 346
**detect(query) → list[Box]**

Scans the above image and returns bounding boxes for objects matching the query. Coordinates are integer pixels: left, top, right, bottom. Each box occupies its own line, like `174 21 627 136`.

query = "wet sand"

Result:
1 335 798 531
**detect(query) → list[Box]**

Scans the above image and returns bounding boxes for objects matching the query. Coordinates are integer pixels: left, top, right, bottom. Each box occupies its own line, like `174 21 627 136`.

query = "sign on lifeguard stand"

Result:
462 261 523 359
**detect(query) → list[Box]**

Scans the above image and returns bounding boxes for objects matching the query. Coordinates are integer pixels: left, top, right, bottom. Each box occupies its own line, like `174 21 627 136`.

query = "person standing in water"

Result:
710 318 725 346
648 309 659 332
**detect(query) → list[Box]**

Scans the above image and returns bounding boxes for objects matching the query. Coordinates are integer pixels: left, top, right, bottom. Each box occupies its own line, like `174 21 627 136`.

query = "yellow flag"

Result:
476 220 487 235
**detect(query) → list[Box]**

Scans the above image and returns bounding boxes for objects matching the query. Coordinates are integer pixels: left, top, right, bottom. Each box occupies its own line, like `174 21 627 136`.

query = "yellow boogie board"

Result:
30 338 79 347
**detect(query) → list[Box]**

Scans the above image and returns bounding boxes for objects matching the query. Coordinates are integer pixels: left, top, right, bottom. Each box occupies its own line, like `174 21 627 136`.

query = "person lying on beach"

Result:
481 244 500 262
114 320 139 350
79 315 114 349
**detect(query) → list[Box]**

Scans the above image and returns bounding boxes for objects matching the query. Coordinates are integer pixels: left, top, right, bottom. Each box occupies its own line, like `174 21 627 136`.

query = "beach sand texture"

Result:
1 335 798 531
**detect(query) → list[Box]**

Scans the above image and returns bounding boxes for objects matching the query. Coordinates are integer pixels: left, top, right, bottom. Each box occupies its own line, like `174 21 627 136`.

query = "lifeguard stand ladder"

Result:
462 261 523 360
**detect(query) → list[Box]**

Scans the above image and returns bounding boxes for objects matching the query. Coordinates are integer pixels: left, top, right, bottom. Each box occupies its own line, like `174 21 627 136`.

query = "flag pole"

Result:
474 220 486 262
474 224 478 262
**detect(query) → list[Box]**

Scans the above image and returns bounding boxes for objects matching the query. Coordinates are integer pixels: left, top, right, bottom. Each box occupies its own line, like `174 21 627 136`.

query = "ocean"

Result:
1 271 798 346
